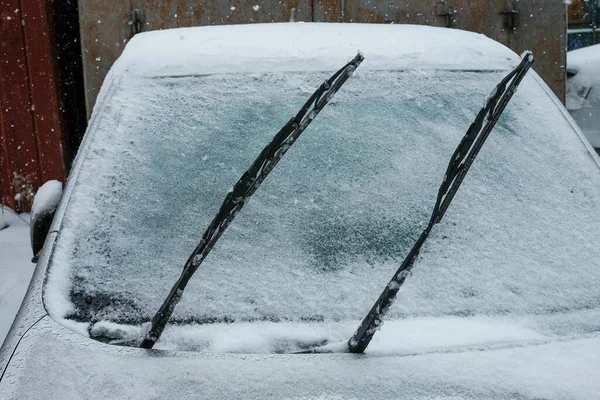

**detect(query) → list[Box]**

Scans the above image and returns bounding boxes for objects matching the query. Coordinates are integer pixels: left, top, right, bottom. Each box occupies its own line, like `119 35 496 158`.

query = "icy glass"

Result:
49 70 600 328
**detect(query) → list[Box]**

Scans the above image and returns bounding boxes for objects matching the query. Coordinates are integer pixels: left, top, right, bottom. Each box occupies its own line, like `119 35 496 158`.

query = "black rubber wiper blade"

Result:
140 53 364 349
344 52 534 354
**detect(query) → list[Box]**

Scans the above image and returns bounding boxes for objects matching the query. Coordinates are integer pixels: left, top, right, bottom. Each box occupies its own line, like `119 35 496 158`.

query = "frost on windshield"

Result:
45 69 600 351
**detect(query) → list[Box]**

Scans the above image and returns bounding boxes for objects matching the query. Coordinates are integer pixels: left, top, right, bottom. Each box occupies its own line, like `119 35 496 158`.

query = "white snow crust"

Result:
44 24 600 354
31 180 62 217
0 210 33 345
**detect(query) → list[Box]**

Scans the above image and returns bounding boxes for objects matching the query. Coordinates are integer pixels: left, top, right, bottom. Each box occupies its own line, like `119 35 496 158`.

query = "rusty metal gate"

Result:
79 0 567 117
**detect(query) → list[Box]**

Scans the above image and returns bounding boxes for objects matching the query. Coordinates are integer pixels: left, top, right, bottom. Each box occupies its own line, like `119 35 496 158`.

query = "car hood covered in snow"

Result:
3 315 600 399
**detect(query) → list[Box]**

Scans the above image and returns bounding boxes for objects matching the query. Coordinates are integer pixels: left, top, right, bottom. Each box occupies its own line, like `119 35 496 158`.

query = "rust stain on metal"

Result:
132 0 310 28
454 0 505 41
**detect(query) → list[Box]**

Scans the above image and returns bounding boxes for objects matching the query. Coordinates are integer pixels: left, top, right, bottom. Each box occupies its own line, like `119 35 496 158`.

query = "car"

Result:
2 23 600 399
566 43 600 152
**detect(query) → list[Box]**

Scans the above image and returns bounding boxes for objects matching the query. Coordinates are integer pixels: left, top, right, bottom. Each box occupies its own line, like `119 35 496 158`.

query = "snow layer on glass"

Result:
46 67 600 333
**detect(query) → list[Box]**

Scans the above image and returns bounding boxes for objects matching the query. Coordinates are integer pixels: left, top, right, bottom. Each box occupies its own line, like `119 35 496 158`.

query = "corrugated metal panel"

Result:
0 0 66 211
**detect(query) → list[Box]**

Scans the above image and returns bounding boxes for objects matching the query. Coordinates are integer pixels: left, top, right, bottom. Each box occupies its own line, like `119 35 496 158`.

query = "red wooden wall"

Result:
0 0 66 212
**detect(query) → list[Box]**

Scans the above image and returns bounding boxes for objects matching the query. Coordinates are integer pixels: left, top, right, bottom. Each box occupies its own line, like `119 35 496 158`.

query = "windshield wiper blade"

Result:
345 52 534 354
140 53 364 349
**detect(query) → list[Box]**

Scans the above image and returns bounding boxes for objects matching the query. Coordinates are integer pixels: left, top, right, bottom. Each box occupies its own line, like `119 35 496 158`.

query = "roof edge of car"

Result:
114 22 520 77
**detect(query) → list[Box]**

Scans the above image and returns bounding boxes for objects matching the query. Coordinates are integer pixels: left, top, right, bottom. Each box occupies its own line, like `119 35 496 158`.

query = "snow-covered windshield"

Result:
46 69 600 352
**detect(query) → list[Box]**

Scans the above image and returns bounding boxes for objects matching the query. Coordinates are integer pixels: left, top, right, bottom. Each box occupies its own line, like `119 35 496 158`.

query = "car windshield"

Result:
45 68 600 353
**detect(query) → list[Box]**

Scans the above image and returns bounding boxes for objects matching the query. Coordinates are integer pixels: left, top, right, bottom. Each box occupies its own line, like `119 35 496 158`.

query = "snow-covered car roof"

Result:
4 317 600 399
117 23 519 77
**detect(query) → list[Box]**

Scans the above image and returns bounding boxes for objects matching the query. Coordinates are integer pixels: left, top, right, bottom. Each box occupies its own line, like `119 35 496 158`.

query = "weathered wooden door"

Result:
0 1 66 211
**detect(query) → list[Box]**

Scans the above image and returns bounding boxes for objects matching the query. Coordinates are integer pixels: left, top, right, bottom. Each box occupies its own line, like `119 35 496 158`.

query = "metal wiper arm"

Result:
140 53 364 349
346 52 534 354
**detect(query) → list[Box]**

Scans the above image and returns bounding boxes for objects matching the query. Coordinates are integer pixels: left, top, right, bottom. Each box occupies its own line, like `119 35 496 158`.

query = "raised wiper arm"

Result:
346 52 534 354
140 53 364 349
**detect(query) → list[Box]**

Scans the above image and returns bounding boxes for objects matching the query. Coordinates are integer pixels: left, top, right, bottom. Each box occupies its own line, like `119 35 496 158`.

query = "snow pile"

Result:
566 44 600 147
31 180 62 217
4 316 600 399
88 315 554 354
0 209 34 346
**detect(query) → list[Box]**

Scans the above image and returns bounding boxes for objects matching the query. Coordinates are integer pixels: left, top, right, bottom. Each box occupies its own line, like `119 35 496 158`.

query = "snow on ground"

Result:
89 316 548 354
568 43 600 71
0 209 34 346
